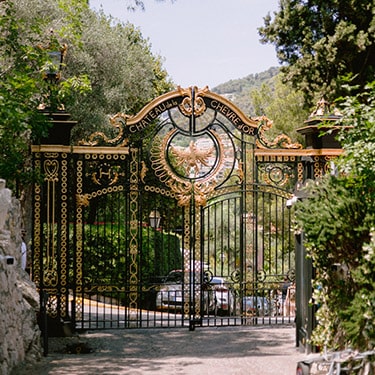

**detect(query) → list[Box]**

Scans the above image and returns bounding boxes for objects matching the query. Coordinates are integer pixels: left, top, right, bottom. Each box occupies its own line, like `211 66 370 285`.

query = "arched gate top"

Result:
116 86 258 136
79 85 303 151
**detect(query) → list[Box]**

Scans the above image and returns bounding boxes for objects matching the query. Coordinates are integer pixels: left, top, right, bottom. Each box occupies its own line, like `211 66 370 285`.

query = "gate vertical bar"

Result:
129 147 140 315
74 156 84 329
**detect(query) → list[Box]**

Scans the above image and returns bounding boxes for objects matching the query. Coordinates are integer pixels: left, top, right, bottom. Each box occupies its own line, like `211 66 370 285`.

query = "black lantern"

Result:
46 50 64 81
42 29 67 83
38 30 68 113
45 47 67 83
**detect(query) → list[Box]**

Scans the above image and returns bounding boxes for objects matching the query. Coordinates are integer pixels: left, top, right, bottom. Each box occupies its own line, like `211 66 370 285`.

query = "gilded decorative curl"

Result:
44 159 59 182
168 180 193 207
79 113 129 146
140 161 147 183
255 116 302 149
193 181 216 207
76 194 90 207
168 179 215 207
150 133 193 207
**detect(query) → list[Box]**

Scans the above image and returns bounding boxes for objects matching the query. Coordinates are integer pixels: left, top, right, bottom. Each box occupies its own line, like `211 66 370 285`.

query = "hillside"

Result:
212 66 279 116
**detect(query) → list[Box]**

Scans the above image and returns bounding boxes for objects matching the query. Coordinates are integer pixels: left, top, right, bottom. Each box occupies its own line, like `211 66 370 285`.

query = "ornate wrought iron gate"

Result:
31 86 305 332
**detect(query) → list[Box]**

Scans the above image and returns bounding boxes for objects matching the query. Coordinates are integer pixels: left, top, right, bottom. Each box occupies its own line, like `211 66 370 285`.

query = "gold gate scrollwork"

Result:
177 85 209 117
43 155 60 287
255 115 302 149
128 147 140 309
150 128 225 208
33 151 70 320
32 86 342 331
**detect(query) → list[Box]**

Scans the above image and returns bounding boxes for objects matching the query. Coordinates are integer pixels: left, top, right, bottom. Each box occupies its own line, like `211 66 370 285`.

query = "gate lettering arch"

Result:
31 86 317 332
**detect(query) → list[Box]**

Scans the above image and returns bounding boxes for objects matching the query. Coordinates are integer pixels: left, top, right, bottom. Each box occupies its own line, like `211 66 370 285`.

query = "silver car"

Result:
155 270 215 314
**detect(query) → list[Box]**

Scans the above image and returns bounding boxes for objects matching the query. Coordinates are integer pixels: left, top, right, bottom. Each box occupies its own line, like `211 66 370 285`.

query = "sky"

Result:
89 0 280 89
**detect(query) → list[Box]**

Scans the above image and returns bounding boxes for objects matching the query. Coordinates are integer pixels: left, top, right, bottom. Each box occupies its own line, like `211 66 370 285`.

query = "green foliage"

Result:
0 0 92 192
249 74 308 144
336 82 375 187
212 67 279 115
57 0 89 42
82 224 182 285
295 83 375 351
259 0 375 107
341 233 375 350
0 2 49 191
297 179 370 269
83 224 127 285
213 68 308 144
66 11 173 142
1 0 172 195
13 0 173 142
140 229 182 281
297 178 373 350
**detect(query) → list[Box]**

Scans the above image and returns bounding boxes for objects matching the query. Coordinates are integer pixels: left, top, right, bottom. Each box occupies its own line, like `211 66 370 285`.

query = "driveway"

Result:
12 325 306 375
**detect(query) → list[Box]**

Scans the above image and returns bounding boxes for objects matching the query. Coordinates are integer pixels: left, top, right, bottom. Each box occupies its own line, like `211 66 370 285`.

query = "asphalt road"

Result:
12 325 307 375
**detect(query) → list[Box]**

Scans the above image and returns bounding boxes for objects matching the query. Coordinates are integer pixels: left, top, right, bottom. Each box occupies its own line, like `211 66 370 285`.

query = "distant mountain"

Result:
211 66 279 116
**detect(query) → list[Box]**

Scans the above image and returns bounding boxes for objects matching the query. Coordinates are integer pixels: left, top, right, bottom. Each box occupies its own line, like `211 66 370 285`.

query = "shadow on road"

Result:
12 325 305 375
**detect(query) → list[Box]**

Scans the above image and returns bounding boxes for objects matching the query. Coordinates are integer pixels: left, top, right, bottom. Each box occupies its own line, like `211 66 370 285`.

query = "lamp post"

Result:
287 178 315 353
37 31 76 145
39 30 67 110
149 210 161 229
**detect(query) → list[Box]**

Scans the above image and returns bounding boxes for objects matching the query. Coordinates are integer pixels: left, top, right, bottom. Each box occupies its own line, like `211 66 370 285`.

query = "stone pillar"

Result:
0 179 42 374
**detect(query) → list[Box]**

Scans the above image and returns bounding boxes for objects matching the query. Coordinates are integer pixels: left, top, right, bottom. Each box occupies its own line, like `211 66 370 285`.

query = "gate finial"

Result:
177 86 209 117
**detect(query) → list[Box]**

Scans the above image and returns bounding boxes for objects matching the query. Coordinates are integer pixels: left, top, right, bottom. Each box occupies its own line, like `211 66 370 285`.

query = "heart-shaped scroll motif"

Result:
44 159 59 182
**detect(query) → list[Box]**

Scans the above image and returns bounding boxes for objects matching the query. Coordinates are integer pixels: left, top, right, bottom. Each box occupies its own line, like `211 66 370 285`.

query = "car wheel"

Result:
296 362 310 375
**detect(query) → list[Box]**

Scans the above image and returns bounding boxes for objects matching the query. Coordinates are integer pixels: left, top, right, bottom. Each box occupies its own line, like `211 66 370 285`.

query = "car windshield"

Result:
210 277 226 286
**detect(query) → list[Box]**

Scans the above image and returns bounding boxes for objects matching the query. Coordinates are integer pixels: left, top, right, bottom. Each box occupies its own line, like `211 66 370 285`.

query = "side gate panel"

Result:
72 150 132 329
32 149 71 334
201 186 296 326
71 148 187 329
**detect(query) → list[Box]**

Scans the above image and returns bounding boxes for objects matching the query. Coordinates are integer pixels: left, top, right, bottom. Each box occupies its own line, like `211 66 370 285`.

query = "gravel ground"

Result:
12 325 306 375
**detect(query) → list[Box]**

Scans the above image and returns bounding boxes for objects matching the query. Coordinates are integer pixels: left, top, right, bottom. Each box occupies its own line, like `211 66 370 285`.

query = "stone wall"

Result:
0 179 42 375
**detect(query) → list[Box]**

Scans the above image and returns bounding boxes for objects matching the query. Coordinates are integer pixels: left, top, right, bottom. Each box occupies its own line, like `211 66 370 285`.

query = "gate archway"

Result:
31 86 309 332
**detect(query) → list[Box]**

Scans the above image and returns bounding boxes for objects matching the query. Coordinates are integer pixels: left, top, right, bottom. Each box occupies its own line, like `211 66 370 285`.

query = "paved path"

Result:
13 325 306 375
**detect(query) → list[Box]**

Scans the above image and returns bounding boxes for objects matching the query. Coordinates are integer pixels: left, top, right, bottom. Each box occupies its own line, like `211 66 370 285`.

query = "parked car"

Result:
242 296 270 316
155 270 216 314
210 276 237 315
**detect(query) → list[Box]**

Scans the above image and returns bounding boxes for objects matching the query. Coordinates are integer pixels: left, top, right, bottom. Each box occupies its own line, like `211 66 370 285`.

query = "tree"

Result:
295 82 375 351
259 0 375 107
120 0 170 12
0 0 93 229
0 1 50 193
249 74 308 144
65 10 173 142
12 0 173 143
1 0 172 188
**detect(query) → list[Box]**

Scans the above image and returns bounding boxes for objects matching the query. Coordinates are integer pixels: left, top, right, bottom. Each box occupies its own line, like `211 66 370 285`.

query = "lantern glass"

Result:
46 51 62 75
149 210 161 229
